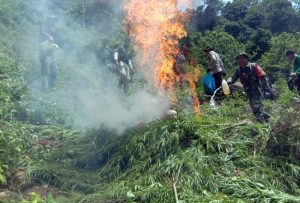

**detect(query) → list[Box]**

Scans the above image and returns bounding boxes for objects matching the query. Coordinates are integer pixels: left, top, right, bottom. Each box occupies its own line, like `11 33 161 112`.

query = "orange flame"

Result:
124 0 200 114
186 68 201 115
124 0 186 88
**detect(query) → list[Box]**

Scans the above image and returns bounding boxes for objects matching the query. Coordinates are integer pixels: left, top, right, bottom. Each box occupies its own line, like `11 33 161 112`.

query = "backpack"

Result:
239 63 276 99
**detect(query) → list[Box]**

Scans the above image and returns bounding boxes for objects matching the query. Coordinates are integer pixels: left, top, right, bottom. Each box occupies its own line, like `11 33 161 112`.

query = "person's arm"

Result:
227 68 239 84
220 58 226 76
52 43 59 49
208 53 217 72
114 51 119 64
128 59 134 71
254 64 266 78
254 64 272 92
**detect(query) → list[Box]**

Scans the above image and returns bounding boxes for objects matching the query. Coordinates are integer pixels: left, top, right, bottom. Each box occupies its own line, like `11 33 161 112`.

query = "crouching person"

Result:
286 49 300 94
227 53 272 122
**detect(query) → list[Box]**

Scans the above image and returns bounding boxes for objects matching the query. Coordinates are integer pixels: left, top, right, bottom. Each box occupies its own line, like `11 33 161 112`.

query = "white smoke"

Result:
177 0 205 10
22 0 170 133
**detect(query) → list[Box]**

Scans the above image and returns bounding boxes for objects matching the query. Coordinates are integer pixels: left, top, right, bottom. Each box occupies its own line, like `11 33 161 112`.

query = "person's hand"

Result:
264 91 273 100
227 78 232 85
291 72 298 80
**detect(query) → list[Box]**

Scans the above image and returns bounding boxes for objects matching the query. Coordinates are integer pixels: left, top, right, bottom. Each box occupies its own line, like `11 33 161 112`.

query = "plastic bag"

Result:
202 73 216 95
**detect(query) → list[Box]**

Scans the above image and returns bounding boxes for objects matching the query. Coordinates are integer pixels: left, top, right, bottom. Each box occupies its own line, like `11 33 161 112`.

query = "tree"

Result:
222 0 253 21
190 0 224 33
244 5 266 29
224 21 255 43
259 32 300 71
264 0 299 33
246 28 272 61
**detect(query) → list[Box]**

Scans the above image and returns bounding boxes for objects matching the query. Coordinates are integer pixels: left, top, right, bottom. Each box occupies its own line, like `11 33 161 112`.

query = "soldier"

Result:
103 45 113 69
39 34 59 90
114 45 134 93
227 53 272 122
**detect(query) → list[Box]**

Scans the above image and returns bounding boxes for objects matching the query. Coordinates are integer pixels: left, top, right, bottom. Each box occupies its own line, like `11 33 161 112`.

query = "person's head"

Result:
203 46 213 54
45 15 58 27
286 49 296 60
236 53 249 68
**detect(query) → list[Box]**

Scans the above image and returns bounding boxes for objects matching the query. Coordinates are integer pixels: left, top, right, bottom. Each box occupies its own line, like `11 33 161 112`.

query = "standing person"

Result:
227 53 272 122
103 44 113 69
114 45 134 93
203 46 226 90
39 34 59 90
286 49 300 94
100 41 114 72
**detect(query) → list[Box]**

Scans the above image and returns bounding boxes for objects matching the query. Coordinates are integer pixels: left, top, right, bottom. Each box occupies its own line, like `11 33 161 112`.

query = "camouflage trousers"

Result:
288 76 300 94
247 91 270 122
40 59 57 90
118 62 130 93
118 74 129 93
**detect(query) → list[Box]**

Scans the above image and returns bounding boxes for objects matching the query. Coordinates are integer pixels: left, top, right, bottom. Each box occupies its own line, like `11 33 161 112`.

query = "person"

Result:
227 53 272 122
104 45 112 67
101 42 115 72
113 45 134 93
203 46 226 90
39 34 59 90
286 49 300 94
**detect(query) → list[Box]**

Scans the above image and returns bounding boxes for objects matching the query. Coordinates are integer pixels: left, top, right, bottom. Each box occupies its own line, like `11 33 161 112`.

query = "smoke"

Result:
21 0 170 133
177 0 205 10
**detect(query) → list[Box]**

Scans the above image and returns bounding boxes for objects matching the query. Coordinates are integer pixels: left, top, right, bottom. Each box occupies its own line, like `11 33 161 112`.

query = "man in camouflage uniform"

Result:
228 53 272 122
114 45 134 93
39 34 59 90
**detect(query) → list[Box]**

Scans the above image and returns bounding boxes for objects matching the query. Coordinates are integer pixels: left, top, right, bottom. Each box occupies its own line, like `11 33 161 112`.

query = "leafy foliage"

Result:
0 0 300 203
26 88 300 202
259 32 300 70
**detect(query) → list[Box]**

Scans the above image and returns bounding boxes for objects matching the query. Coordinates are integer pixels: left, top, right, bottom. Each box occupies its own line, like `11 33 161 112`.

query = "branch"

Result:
201 121 251 130
272 123 300 135
172 163 183 203
172 181 179 203
222 121 251 130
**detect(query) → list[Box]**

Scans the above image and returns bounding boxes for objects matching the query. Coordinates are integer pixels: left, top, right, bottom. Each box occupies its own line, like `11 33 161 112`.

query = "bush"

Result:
259 32 300 70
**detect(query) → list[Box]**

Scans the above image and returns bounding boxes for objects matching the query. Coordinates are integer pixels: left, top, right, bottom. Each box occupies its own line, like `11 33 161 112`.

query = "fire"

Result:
124 0 200 114
124 0 186 88
186 68 201 115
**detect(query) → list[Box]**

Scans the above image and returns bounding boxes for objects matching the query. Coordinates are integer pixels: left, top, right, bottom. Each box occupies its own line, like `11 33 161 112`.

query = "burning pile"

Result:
124 0 200 114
